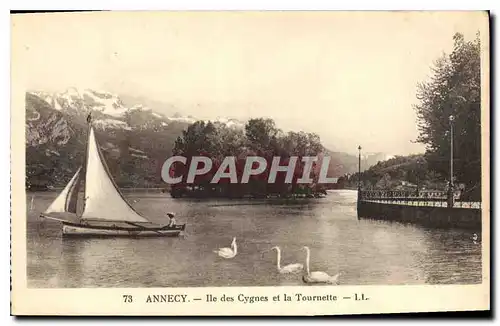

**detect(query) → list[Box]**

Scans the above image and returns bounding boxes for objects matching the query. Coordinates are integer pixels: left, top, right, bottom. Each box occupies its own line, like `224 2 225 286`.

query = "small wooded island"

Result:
168 118 336 199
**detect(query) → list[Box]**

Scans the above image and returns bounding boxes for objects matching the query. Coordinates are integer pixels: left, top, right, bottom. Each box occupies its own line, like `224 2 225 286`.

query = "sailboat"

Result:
39 115 186 237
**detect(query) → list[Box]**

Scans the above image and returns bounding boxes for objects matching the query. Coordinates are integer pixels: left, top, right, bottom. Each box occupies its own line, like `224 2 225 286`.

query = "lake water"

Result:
26 190 482 288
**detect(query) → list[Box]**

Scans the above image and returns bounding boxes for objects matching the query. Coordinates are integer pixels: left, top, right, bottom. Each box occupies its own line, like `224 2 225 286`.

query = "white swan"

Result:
213 237 238 259
302 246 341 284
271 246 303 274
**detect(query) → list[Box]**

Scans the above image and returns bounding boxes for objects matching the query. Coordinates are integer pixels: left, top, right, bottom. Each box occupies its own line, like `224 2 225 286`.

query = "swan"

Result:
271 246 303 274
213 237 238 259
302 246 341 284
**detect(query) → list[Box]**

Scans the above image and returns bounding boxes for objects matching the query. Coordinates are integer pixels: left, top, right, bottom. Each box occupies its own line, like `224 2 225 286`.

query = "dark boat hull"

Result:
40 213 186 237
61 221 186 237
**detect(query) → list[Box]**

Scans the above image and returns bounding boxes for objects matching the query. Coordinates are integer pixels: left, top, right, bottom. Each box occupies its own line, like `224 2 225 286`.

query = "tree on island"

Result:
169 118 332 198
414 32 481 201
305 33 481 198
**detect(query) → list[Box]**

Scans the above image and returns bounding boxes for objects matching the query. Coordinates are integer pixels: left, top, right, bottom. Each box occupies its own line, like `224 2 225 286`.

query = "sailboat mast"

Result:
81 112 92 214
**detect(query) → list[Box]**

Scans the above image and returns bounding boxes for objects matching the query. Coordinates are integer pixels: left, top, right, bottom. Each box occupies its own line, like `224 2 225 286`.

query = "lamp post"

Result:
358 145 362 191
416 158 421 197
447 115 455 208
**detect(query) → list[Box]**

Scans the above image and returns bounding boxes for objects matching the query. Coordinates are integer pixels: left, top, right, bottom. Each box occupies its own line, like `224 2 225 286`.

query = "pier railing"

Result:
359 190 481 209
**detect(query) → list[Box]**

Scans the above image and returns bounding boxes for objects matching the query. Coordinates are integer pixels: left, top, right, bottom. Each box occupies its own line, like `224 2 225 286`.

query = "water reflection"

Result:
417 228 482 284
27 190 482 288
60 240 84 287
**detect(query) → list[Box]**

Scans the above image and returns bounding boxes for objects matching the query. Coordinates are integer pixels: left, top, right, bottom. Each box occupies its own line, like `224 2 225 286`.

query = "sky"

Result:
11 11 487 155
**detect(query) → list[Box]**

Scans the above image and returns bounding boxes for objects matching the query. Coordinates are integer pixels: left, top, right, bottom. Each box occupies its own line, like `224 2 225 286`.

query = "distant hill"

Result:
25 88 387 189
26 89 193 188
322 149 390 176
336 153 446 191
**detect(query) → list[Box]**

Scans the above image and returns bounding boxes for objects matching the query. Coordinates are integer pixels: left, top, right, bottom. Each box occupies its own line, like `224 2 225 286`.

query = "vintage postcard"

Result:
10 11 490 316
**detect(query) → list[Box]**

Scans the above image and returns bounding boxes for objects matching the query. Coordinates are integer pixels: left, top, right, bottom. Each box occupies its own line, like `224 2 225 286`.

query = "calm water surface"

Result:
26 190 482 287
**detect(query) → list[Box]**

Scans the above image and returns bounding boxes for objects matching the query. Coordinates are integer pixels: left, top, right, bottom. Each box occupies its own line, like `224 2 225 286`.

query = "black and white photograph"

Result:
11 10 490 315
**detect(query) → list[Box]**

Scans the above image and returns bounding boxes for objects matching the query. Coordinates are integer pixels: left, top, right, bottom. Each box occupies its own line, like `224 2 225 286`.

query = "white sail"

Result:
81 127 149 223
44 167 82 215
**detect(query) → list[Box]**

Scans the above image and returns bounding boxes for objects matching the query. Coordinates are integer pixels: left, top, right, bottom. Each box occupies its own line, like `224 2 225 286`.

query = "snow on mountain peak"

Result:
213 117 246 128
81 89 128 117
167 116 198 124
93 118 132 131
28 88 248 131
29 88 135 119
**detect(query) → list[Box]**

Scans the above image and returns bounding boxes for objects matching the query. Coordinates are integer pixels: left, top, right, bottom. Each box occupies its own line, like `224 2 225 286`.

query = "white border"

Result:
4 1 497 324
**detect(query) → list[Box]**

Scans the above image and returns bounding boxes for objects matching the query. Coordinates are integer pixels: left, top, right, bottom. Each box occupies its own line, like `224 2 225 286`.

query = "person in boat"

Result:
167 212 176 227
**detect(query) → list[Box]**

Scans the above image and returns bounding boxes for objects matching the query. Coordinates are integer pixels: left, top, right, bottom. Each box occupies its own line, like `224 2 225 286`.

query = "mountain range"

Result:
25 88 388 189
